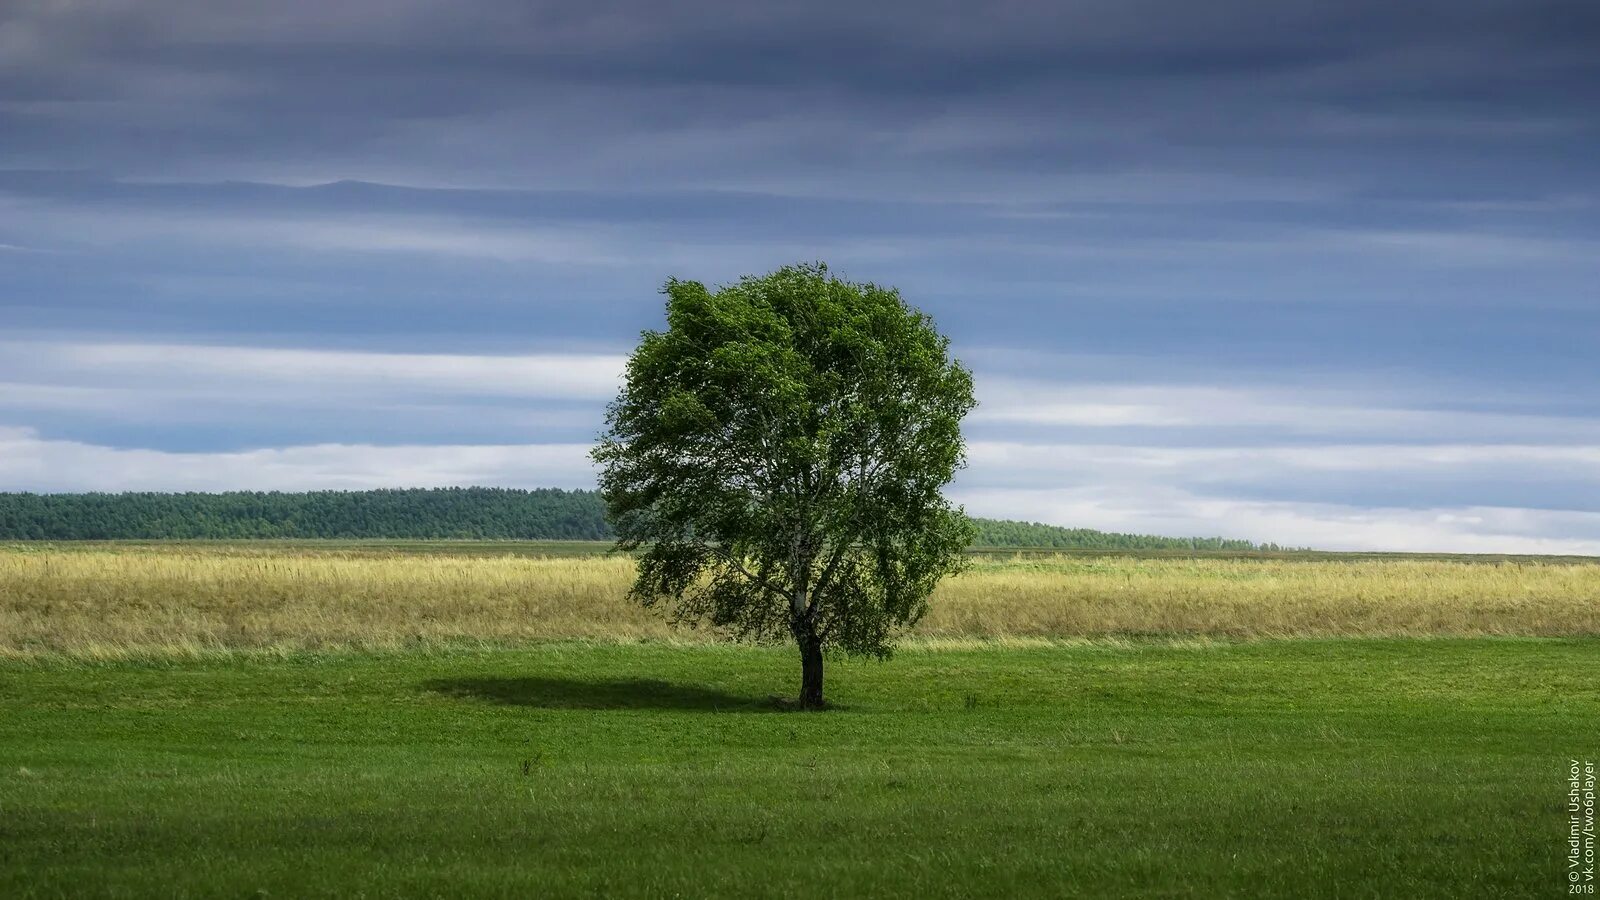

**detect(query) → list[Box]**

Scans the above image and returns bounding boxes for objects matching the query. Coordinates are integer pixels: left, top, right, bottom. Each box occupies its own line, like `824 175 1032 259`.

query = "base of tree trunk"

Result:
798 630 825 710
768 695 830 711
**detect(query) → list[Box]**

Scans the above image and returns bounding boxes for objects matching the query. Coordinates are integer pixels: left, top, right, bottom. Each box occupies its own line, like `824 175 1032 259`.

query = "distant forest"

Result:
0 488 1272 549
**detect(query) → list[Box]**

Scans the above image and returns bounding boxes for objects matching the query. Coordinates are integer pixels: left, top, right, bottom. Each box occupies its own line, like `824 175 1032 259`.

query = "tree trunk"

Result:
798 629 824 709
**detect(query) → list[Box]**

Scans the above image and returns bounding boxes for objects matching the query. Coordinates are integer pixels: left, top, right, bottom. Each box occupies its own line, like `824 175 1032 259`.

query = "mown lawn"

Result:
0 639 1590 898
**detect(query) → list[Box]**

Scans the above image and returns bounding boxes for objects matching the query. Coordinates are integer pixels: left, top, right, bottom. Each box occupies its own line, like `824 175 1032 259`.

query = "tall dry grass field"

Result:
2 544 1597 658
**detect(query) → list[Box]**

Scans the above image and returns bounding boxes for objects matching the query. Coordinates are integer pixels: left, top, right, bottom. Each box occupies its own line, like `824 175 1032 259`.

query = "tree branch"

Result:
809 542 849 615
707 544 790 604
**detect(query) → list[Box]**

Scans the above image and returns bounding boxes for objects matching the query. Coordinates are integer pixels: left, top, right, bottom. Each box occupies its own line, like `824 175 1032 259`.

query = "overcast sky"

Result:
2 0 1598 551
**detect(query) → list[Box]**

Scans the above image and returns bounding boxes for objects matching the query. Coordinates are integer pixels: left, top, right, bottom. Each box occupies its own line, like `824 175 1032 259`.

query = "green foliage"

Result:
594 264 976 668
0 487 609 540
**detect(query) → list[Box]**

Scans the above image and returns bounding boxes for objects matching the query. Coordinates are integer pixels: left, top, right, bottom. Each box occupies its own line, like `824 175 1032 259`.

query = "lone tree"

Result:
594 263 976 709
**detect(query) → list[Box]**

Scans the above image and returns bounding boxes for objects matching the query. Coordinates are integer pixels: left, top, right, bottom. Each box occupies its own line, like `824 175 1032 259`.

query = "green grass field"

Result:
2 638 1590 898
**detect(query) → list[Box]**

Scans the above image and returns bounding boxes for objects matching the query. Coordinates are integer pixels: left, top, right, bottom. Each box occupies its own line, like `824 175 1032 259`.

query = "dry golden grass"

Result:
2 545 1597 658
926 556 1600 639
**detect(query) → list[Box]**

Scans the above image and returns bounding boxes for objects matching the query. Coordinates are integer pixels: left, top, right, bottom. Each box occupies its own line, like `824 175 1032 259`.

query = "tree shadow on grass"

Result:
421 676 783 712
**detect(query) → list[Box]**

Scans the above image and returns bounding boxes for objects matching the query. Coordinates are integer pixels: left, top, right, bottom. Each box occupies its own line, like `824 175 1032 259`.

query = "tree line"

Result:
0 487 1272 549
0 488 610 540
968 518 1269 551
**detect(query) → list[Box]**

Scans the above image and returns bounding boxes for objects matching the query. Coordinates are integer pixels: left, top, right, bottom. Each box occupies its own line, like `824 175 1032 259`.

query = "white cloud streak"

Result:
963 441 1600 477
0 426 595 492
973 377 1600 443
1 340 627 407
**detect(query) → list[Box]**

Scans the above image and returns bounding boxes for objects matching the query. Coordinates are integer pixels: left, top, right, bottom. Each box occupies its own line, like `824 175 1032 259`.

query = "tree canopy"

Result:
594 263 976 707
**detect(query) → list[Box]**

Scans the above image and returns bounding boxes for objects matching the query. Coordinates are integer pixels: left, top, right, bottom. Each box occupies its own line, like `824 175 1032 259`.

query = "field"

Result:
3 542 1599 657
2 542 1597 897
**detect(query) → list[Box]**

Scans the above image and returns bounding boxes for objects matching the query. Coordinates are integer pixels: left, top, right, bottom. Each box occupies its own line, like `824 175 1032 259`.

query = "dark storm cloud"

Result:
4 0 1597 193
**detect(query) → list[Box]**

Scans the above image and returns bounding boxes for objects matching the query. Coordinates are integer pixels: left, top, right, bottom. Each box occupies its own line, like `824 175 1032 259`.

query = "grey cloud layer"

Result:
1 0 1597 549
